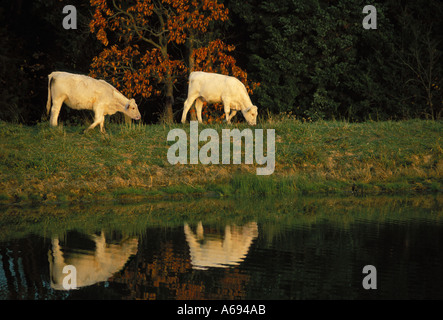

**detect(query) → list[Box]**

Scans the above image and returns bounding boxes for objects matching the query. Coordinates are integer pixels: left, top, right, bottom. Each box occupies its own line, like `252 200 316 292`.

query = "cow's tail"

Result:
46 73 54 115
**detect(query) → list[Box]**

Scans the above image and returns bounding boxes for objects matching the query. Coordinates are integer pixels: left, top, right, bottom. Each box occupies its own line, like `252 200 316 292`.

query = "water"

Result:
0 195 442 300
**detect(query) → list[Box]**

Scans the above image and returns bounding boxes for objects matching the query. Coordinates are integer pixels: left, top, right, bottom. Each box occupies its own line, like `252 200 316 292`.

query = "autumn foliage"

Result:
89 0 258 123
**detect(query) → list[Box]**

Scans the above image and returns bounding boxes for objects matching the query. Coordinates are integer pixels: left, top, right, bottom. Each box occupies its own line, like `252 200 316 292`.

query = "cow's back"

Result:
189 71 248 103
51 72 113 110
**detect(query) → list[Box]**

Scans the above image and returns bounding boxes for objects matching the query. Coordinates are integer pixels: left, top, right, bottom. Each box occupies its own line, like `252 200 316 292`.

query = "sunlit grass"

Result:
0 118 441 204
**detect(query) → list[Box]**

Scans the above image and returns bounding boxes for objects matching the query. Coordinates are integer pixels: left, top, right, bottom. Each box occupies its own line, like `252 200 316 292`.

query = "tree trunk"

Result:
160 41 174 124
164 75 174 124
188 32 197 121
188 34 195 73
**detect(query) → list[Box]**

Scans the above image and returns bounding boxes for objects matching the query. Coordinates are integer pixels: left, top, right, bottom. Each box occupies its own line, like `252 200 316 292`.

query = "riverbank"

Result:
0 119 441 205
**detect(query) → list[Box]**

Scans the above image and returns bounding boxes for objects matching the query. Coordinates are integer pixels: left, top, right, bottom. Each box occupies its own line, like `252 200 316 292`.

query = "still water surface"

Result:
0 195 442 300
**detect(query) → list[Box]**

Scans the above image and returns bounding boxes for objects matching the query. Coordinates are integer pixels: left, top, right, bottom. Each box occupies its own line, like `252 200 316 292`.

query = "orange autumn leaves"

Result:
164 0 229 44
90 45 186 99
89 0 258 123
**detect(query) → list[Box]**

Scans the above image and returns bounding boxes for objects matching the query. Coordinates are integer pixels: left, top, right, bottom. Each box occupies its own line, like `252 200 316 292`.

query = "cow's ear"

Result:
244 107 251 113
125 102 130 110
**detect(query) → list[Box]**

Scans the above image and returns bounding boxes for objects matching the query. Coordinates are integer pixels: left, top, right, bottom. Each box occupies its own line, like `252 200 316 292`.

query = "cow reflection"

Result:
184 222 258 270
48 232 138 290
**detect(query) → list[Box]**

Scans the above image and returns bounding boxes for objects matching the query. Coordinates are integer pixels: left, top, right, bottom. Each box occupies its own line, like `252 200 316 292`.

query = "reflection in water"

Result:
0 196 442 299
184 222 258 270
48 232 138 290
111 222 257 300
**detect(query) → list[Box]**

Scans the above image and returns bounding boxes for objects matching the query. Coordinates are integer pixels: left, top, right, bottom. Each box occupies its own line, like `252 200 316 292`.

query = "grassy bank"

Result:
0 119 441 204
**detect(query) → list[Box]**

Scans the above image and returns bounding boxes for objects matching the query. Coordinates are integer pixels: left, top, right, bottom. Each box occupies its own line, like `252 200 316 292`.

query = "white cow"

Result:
46 71 141 133
181 71 258 125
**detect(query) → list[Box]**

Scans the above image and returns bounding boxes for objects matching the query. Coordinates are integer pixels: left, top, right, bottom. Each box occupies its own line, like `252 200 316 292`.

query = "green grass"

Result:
0 119 441 204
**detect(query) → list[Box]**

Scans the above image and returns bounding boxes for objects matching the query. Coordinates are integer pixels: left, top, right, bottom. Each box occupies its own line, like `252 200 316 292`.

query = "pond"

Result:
0 195 442 300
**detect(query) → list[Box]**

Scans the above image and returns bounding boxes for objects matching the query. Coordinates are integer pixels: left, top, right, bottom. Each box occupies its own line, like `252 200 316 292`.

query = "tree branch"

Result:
111 0 162 50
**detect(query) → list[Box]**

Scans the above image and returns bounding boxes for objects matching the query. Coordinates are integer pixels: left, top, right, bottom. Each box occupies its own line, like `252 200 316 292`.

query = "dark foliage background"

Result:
0 0 442 124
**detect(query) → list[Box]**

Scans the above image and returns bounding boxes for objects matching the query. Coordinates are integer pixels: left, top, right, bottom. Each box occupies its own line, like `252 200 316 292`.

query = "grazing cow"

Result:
181 71 258 125
46 71 141 133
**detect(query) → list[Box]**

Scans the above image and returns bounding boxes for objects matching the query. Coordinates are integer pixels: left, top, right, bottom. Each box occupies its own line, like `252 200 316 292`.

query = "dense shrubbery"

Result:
0 0 441 124
228 0 442 121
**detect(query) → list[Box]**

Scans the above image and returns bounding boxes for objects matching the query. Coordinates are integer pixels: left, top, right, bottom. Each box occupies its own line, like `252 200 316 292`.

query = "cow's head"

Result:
124 99 141 120
242 105 258 126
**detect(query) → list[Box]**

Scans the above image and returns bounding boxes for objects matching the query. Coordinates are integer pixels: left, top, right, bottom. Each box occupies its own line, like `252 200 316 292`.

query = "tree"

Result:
390 1 443 119
89 0 255 123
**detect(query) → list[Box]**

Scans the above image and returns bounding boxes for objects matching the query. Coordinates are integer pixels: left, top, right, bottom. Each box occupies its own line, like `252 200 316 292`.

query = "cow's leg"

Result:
49 98 64 127
222 98 232 124
196 221 204 240
227 110 238 123
49 237 65 287
91 232 106 260
50 237 64 264
86 110 105 133
99 117 106 133
194 98 204 123
181 95 197 123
